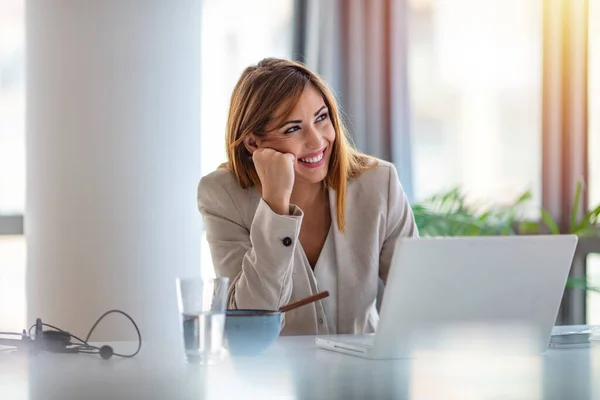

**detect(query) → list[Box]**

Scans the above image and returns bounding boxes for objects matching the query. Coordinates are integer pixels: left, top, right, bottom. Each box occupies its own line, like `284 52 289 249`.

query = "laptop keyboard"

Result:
336 335 375 348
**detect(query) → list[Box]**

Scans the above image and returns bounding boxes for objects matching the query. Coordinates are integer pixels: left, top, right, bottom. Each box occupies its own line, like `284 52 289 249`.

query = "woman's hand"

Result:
253 148 295 215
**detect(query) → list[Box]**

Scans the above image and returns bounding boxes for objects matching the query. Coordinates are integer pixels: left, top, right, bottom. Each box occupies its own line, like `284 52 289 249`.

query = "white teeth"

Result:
300 152 324 164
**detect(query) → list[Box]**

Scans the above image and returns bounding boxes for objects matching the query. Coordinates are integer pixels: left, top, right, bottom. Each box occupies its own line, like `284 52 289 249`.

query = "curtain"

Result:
293 0 414 201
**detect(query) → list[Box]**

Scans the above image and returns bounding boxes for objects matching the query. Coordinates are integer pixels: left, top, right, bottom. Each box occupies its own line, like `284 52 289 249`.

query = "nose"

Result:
305 124 324 150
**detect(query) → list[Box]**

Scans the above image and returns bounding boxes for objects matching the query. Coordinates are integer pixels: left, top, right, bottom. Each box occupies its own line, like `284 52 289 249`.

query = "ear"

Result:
243 134 259 155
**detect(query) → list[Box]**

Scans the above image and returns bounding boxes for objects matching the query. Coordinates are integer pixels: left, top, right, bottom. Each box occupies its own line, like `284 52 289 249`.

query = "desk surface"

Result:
1 329 599 399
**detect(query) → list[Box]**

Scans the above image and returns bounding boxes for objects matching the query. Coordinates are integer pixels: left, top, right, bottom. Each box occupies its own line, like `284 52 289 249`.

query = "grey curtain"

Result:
293 0 414 201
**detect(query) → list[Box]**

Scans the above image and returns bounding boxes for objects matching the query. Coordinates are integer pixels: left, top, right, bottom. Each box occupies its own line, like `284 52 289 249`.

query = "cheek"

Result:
324 125 336 144
260 137 301 156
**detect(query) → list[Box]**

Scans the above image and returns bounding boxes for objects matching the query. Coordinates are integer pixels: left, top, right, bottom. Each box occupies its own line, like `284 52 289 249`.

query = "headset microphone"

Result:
0 311 140 360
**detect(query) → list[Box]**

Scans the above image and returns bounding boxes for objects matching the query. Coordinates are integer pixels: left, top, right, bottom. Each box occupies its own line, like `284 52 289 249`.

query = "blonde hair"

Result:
224 58 374 234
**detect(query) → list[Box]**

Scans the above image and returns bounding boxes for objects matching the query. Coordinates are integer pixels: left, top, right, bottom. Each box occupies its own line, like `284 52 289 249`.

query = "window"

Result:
0 0 25 332
0 236 26 331
407 0 542 217
589 0 600 208
587 0 600 325
199 0 294 277
588 254 600 325
0 0 25 215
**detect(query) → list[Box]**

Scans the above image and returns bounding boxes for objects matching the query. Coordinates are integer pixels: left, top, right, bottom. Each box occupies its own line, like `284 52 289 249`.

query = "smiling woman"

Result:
224 58 373 233
197 58 419 336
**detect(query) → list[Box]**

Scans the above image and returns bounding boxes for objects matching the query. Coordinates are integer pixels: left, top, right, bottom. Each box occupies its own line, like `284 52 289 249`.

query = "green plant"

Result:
412 188 532 237
412 182 600 292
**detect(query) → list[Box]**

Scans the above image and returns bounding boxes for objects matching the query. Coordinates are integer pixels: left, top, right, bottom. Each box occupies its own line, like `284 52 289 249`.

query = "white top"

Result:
1 328 599 399
310 226 338 334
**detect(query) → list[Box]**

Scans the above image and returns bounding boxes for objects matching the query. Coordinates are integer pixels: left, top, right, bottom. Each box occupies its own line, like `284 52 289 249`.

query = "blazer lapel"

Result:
329 187 358 333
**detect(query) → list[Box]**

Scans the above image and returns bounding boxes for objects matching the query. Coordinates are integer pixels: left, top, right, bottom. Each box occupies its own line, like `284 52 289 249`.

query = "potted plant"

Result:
411 182 600 293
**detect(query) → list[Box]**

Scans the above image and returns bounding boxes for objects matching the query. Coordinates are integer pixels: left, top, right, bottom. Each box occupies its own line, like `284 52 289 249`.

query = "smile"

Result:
299 151 324 164
298 148 327 169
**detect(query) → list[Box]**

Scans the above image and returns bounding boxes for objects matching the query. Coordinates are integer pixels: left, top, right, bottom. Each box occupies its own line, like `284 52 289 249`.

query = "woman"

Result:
198 58 418 336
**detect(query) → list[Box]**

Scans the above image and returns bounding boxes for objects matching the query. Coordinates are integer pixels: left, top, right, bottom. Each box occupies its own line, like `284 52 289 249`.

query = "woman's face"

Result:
256 84 336 185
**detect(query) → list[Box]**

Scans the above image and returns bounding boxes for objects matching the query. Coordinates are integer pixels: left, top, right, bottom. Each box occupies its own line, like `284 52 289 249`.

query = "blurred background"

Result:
0 0 598 331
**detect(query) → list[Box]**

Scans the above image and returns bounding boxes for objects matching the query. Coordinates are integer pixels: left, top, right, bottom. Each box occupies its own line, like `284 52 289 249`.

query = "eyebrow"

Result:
279 105 328 128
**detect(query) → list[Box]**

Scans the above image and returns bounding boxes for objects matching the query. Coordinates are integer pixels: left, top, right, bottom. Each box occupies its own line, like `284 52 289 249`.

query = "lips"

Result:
298 148 326 164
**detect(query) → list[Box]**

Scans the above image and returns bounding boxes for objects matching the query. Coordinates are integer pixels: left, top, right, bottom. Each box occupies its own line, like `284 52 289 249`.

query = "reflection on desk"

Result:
0 331 599 399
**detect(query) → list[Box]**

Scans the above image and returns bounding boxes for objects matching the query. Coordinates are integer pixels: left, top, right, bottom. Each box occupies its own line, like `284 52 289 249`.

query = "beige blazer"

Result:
197 160 418 336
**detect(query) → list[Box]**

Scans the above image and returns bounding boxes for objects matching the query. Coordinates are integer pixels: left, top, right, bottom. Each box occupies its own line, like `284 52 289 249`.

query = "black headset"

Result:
0 310 141 360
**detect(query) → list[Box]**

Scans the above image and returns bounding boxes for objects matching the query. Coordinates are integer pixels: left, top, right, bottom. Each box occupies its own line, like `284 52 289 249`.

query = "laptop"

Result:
316 235 578 359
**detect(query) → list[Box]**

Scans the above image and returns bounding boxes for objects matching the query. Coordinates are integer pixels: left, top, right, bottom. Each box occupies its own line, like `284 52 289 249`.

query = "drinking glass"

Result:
176 276 229 364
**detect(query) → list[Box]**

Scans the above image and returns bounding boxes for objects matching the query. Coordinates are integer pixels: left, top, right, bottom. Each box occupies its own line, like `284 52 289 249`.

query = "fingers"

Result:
253 147 296 162
251 147 269 162
252 147 273 157
284 153 296 164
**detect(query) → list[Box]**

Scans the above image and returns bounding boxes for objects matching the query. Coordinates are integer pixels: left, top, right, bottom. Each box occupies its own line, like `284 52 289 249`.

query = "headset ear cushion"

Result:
99 345 114 360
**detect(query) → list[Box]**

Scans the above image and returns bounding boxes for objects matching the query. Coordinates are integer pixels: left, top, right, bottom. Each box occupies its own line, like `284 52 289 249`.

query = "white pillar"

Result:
26 0 203 343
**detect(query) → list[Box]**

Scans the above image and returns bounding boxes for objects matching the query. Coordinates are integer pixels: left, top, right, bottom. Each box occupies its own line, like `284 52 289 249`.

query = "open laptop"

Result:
316 235 578 359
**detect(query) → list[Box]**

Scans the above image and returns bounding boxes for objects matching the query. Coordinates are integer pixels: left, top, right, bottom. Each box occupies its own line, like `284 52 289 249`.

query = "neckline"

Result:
298 224 333 271
297 187 336 270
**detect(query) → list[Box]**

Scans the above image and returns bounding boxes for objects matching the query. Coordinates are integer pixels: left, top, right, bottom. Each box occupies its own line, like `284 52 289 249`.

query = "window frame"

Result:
0 215 23 235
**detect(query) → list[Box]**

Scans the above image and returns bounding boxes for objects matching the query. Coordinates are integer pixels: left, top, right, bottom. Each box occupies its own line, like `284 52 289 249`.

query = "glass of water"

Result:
176 276 229 364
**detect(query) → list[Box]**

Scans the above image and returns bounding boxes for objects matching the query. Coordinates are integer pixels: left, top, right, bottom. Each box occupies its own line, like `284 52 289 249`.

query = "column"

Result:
26 0 203 343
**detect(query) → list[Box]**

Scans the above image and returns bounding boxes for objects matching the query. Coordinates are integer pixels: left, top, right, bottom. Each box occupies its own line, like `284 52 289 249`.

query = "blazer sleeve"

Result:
379 164 419 284
198 174 302 311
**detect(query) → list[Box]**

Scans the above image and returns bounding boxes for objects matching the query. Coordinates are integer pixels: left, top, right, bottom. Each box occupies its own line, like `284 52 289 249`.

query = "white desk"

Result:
1 330 599 399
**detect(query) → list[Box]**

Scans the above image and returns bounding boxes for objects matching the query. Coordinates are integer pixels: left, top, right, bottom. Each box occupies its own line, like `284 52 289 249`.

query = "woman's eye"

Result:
316 112 329 122
284 126 300 134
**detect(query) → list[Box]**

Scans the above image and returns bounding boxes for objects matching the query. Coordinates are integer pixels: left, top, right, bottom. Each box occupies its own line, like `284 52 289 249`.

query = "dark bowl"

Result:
224 309 282 356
